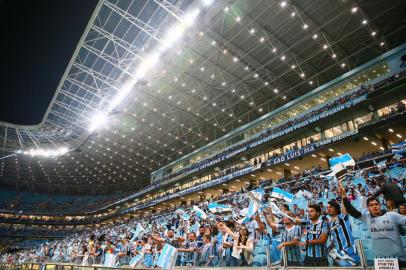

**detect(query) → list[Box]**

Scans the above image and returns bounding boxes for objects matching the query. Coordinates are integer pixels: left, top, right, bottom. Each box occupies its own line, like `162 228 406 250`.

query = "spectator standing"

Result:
298 204 329 266
196 234 215 266
220 223 253 266
265 210 302 266
326 200 360 266
341 189 406 267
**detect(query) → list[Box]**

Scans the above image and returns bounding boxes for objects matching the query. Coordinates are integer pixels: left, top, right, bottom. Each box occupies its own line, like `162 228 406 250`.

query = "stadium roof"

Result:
0 0 405 194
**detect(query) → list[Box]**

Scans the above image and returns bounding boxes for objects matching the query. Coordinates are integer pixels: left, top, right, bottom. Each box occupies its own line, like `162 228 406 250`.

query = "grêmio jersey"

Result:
305 219 328 258
329 214 357 256
359 209 406 261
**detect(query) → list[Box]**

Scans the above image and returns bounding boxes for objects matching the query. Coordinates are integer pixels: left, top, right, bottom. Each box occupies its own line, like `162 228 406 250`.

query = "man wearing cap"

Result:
326 200 359 266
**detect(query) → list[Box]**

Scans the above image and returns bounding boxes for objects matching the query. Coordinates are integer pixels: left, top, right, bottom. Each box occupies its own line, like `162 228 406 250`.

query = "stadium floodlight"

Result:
280 1 287 8
21 146 70 157
159 9 200 52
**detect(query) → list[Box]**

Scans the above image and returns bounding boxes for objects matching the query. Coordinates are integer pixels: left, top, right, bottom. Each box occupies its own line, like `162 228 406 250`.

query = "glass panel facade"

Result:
135 115 367 208
155 61 390 180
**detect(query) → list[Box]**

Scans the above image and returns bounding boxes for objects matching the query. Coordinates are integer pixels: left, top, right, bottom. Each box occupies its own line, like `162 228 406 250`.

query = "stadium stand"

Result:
1 152 405 268
0 190 121 214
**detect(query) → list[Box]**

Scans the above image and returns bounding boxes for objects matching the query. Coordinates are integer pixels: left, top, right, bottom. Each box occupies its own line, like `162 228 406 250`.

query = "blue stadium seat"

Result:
401 236 406 248
362 239 372 250
364 249 375 264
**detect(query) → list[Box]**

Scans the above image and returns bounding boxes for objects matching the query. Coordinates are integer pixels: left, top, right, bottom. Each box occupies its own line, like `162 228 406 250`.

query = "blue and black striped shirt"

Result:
305 219 328 258
329 214 357 256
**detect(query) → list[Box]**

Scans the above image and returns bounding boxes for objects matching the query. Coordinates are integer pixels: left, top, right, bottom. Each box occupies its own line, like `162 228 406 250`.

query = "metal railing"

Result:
0 240 372 270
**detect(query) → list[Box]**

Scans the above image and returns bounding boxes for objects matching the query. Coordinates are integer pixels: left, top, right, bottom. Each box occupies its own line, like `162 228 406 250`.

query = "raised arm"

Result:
339 182 362 219
218 222 238 241
263 208 279 231
150 233 165 243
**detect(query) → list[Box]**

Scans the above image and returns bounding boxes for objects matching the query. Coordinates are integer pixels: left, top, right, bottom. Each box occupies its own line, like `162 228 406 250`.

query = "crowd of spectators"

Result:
0 191 122 215
1 154 405 268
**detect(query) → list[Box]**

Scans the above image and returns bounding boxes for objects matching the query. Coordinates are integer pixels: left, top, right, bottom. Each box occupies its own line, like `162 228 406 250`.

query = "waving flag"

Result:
239 200 260 224
320 171 335 181
334 163 349 182
157 244 178 270
329 153 355 173
104 254 117 267
192 205 207 219
375 160 387 169
175 209 190 220
207 202 232 213
238 189 268 224
239 208 249 217
269 201 295 221
129 253 143 267
192 221 200 233
391 141 406 154
175 208 186 215
238 188 265 224
271 187 294 203
247 188 265 204
130 223 145 241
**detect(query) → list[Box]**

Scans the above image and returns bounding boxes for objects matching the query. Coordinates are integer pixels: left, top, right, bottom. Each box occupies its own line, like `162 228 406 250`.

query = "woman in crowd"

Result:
219 222 253 266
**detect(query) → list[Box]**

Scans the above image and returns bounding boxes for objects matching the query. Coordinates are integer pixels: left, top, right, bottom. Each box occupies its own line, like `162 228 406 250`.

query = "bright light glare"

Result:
89 112 107 132
110 81 135 110
160 25 185 51
201 0 214 6
182 9 200 26
89 6 204 133
58 147 69 155
137 52 161 78
21 146 70 158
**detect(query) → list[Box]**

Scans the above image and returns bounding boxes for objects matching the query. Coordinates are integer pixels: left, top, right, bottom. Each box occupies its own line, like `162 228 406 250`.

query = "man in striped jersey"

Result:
298 204 329 266
265 211 302 266
196 235 215 266
326 200 360 266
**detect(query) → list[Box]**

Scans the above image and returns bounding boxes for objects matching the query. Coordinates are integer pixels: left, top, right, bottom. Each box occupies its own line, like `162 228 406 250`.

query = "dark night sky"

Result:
0 0 98 125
